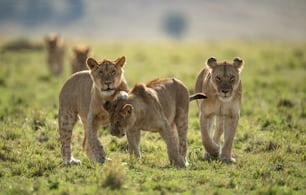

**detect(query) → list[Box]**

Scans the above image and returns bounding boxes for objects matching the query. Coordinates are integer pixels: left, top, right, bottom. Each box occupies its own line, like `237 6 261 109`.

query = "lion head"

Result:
87 56 126 97
45 34 60 51
207 57 244 101
73 45 90 65
104 93 135 138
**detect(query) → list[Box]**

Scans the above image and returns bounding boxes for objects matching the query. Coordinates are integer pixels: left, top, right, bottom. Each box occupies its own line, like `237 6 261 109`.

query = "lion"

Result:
103 78 207 167
58 56 128 165
71 45 90 74
194 57 244 163
44 34 65 76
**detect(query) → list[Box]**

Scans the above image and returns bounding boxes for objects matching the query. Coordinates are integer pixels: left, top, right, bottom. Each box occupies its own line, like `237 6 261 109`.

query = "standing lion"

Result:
194 57 244 163
44 34 65 76
104 78 207 167
71 45 90 74
58 56 128 165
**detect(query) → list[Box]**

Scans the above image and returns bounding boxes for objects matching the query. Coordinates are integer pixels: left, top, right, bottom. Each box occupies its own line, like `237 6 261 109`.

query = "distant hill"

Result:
0 0 305 41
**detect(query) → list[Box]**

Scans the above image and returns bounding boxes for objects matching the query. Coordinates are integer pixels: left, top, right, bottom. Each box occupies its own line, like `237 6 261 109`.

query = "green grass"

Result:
0 40 305 194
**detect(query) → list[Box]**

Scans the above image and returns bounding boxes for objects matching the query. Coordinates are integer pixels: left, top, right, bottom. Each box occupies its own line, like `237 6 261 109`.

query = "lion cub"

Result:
58 56 128 165
194 57 244 163
44 34 65 75
104 78 207 167
71 45 90 74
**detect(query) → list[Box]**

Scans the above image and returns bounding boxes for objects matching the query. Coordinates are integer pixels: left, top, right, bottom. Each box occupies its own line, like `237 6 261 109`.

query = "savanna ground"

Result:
0 39 305 195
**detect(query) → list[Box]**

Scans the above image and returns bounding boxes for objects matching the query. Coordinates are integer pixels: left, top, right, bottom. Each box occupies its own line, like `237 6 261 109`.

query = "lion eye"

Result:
111 70 116 75
215 76 221 82
99 70 103 75
230 76 235 82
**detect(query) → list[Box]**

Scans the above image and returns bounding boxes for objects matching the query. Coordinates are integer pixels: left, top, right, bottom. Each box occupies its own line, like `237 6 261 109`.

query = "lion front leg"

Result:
220 114 239 163
86 114 106 164
47 57 56 75
126 130 141 160
200 112 220 160
213 115 224 145
55 56 64 75
81 119 94 161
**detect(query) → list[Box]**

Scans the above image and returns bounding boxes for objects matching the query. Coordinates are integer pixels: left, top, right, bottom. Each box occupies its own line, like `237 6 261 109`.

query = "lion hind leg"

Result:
58 109 80 165
174 109 188 165
159 122 186 168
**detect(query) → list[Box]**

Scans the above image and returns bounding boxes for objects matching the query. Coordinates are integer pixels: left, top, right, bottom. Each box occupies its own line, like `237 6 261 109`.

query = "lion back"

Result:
147 78 189 120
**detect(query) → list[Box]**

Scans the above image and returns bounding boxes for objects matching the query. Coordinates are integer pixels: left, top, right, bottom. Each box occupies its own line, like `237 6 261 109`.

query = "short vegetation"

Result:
0 40 305 194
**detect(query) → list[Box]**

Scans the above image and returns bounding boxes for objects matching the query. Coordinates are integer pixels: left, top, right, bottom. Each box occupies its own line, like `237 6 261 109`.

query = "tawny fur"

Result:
104 78 206 167
71 45 90 74
44 34 65 76
194 57 244 163
58 56 128 165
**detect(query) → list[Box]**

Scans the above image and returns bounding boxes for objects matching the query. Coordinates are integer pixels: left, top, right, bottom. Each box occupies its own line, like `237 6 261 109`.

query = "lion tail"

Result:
189 93 207 101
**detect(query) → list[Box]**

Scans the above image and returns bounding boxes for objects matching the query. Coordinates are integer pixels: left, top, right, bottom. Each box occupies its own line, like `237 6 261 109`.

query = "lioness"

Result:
194 57 244 163
104 78 207 167
44 34 65 75
58 56 128 165
71 45 90 74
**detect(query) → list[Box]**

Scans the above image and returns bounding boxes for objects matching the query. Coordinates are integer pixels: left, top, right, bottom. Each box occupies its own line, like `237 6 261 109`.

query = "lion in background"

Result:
104 78 207 167
71 45 90 74
194 57 244 163
58 56 128 165
44 34 65 76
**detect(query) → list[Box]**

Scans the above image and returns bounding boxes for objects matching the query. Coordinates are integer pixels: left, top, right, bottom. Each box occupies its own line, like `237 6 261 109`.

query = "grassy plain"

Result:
0 40 305 194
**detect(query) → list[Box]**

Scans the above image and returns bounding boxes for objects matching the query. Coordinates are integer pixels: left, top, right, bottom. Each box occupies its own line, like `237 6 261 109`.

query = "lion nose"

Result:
222 89 229 94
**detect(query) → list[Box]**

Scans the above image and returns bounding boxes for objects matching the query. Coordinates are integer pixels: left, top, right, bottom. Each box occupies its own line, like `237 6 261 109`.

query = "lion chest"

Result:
202 98 240 117
89 100 109 125
94 108 109 125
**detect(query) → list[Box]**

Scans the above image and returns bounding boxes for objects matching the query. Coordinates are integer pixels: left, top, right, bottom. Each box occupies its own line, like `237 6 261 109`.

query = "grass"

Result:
0 40 305 194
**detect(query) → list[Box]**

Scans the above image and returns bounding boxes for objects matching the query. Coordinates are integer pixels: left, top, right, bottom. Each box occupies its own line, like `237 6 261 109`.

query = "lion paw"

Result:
92 154 106 164
220 157 236 164
65 157 81 165
203 152 219 161
171 156 188 168
177 158 189 168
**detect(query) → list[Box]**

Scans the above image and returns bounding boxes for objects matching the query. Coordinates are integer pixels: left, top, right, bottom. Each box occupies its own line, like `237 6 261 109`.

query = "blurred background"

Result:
0 0 305 41
0 2 306 194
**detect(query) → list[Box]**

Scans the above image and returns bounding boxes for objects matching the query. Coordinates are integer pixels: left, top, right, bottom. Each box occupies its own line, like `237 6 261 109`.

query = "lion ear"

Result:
121 104 134 117
233 57 244 73
207 57 218 69
115 56 126 68
87 57 98 70
72 46 78 54
85 47 90 54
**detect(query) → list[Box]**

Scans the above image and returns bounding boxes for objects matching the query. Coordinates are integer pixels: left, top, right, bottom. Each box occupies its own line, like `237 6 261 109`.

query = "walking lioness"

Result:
58 56 128 165
194 57 244 163
104 78 207 167
44 34 65 76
